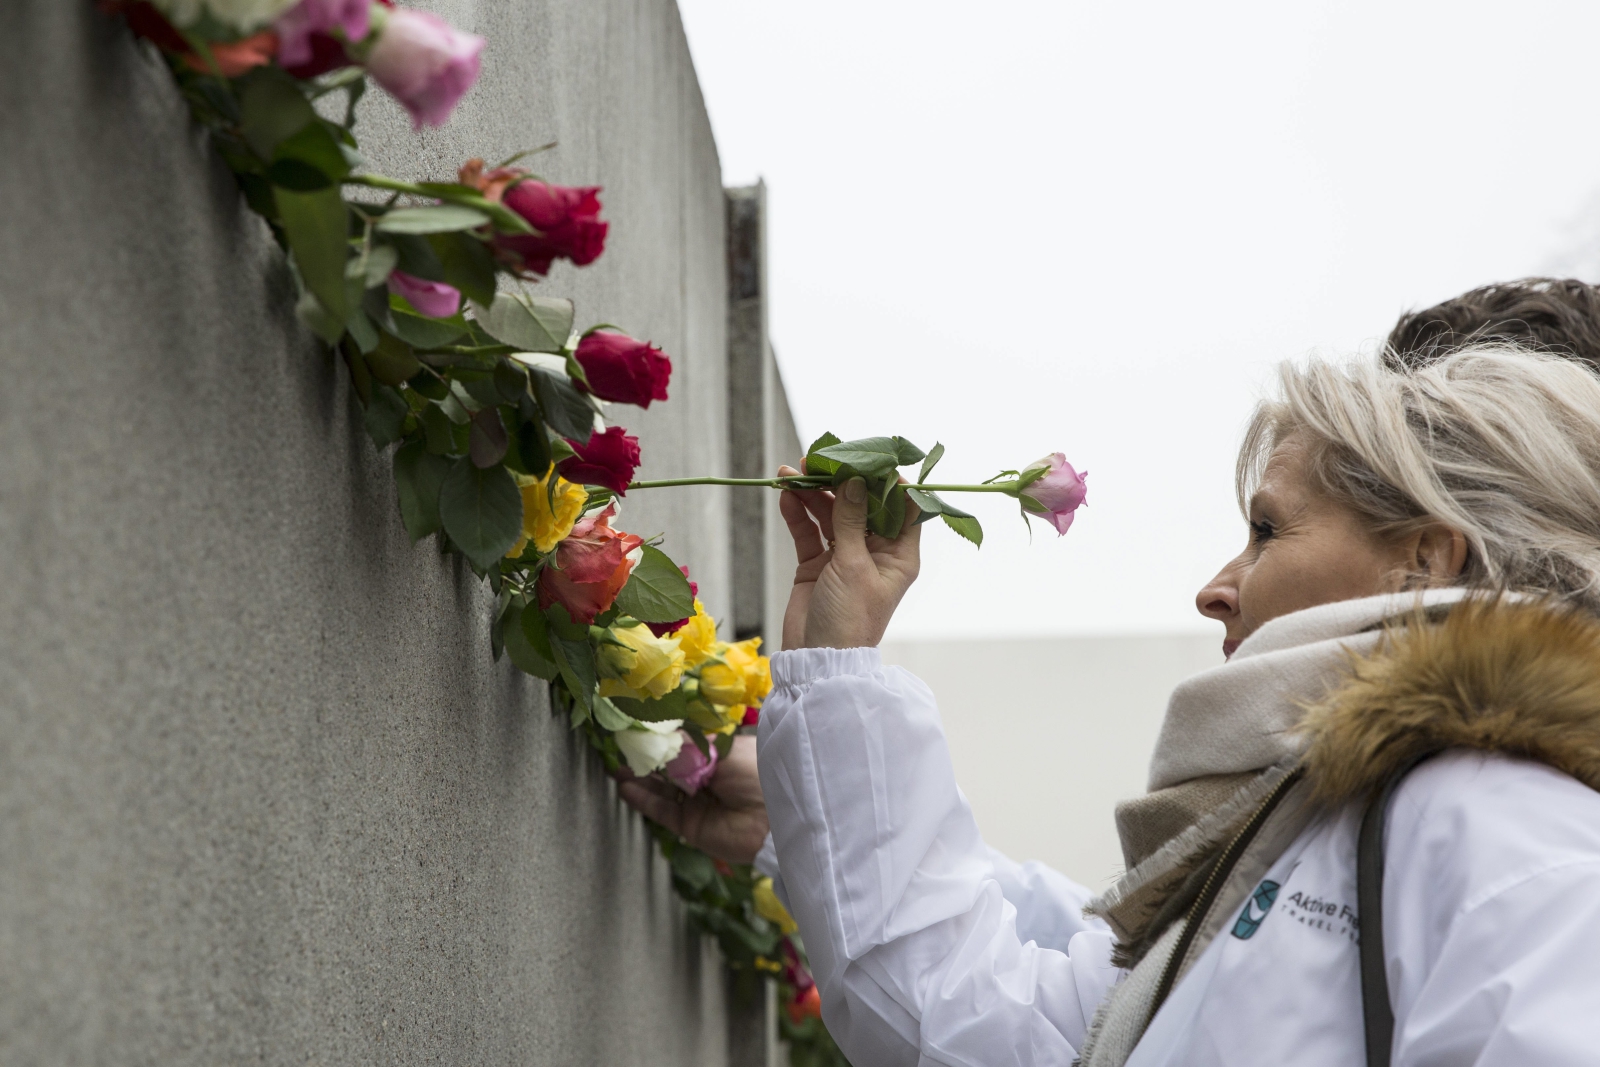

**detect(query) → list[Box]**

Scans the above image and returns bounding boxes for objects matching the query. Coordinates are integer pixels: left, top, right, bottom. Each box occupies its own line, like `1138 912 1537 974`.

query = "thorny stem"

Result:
626 477 1025 494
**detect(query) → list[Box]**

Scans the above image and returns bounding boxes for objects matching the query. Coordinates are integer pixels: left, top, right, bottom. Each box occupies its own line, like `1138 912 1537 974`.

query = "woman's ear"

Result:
1414 523 1469 582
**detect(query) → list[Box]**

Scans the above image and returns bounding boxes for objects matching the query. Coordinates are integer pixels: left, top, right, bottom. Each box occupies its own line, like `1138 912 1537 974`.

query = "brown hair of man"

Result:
1386 278 1600 372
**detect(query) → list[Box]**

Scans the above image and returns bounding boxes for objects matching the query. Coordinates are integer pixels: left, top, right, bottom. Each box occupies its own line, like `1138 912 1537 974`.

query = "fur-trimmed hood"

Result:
1299 596 1600 805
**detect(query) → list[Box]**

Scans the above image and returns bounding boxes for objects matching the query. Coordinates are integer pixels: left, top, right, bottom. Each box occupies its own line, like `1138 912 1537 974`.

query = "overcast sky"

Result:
675 0 1600 639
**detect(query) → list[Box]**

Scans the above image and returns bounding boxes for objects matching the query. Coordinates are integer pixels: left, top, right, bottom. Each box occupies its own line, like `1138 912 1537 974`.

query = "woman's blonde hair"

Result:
1239 345 1600 607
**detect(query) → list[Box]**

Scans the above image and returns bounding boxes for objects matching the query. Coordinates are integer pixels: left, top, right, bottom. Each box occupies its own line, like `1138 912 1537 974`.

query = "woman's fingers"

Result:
617 778 684 833
780 463 836 543
780 485 827 563
829 477 872 567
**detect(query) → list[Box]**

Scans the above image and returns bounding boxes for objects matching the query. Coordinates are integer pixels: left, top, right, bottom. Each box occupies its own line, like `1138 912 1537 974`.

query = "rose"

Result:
698 637 770 712
613 719 685 776
507 466 586 558
752 876 798 935
151 0 298 31
597 624 686 701
274 0 368 67
660 601 717 666
535 506 642 624
498 181 609 276
1019 453 1088 535
662 732 718 796
558 426 641 496
183 30 279 75
571 331 671 409
386 270 461 319
365 8 484 129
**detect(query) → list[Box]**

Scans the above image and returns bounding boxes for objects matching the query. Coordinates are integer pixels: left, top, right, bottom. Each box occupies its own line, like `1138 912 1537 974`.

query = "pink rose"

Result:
1020 453 1087 535
573 331 671 408
275 0 369 68
365 8 484 129
558 426 642 496
662 732 718 795
386 270 461 318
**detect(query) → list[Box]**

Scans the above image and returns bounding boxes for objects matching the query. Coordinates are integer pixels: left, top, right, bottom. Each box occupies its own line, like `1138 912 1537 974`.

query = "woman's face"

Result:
1196 437 1414 658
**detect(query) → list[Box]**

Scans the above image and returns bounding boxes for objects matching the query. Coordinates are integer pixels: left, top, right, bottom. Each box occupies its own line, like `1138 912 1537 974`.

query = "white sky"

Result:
676 0 1600 639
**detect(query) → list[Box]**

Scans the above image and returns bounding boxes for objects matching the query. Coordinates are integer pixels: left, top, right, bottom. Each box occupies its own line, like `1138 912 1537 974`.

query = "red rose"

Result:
498 180 609 275
573 331 672 408
558 426 641 496
536 506 642 624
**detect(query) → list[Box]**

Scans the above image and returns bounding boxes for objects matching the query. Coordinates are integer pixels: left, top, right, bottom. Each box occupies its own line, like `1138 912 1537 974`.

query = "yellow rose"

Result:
700 637 771 707
506 466 587 558
752 876 798 935
676 600 718 668
597 624 687 700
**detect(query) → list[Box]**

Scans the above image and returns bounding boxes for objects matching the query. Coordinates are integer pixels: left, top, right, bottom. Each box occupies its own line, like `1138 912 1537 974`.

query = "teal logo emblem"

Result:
1231 879 1280 939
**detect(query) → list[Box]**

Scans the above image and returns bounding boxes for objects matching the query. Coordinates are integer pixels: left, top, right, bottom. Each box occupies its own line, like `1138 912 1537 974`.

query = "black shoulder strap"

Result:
1357 749 1442 1067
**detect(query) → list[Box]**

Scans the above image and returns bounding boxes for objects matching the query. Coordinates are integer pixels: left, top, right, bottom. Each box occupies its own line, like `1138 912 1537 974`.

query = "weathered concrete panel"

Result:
0 1 751 1063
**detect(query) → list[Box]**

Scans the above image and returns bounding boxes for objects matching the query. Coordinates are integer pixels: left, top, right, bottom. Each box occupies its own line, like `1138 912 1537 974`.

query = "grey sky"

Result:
677 0 1600 639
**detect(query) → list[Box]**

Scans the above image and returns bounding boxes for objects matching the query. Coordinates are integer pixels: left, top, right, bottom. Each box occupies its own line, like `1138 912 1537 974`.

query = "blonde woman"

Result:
630 346 1600 1065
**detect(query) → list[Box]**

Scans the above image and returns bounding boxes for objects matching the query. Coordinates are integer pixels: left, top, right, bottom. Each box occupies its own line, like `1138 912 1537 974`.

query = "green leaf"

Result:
276 186 351 323
268 121 350 189
363 385 408 447
803 431 843 477
918 442 945 483
493 358 529 403
438 458 522 569
389 305 469 348
670 847 718 891
420 403 460 455
515 395 552 475
376 205 491 235
362 244 399 288
893 436 927 465
866 480 907 538
296 286 345 344
393 440 450 542
476 294 575 354
613 544 695 623
503 602 560 679
521 603 557 663
468 407 509 468
548 635 598 710
238 67 316 159
529 367 596 441
592 697 638 732
414 182 534 234
366 332 421 385
941 512 984 547
814 436 903 478
609 686 690 723
427 232 498 307
388 233 446 281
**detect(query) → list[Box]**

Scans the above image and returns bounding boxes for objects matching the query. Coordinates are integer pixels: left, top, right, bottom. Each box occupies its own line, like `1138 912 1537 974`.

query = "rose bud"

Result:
274 0 368 70
495 180 609 275
572 331 672 408
365 8 484 129
1019 453 1088 535
386 270 461 318
662 731 718 796
558 426 641 496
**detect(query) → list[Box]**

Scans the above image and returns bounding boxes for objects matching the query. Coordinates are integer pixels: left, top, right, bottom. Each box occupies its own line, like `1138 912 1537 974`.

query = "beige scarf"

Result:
1075 589 1471 1066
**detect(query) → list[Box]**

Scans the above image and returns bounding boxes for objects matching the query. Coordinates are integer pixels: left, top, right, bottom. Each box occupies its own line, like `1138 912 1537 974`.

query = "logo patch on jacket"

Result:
1231 879 1280 939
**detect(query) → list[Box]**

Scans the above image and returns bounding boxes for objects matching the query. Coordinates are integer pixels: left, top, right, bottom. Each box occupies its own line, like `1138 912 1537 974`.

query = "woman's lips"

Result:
1222 639 1241 659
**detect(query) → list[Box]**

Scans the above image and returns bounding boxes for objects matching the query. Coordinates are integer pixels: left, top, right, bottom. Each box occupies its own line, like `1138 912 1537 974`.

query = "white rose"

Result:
151 0 300 32
613 719 685 776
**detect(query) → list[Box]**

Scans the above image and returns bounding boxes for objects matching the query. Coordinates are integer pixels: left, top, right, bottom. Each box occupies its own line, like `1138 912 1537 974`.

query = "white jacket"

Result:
756 645 1600 1066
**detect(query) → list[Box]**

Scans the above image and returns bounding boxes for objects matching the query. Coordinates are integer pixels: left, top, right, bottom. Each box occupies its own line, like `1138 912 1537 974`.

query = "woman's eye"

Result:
1250 520 1275 544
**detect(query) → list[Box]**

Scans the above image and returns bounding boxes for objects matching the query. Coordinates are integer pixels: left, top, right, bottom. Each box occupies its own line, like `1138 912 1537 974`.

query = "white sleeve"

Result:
753 832 1105 955
757 646 1121 1067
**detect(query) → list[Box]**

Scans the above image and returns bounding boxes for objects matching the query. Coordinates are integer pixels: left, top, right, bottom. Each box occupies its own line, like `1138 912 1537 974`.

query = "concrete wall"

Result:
881 635 1222 891
0 2 771 1063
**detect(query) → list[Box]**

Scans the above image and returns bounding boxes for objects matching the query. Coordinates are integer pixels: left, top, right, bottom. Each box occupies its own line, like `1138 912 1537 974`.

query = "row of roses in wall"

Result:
105 0 838 1057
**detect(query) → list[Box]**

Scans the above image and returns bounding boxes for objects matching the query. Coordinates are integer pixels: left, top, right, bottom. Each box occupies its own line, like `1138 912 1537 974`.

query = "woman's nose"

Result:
1196 570 1240 623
